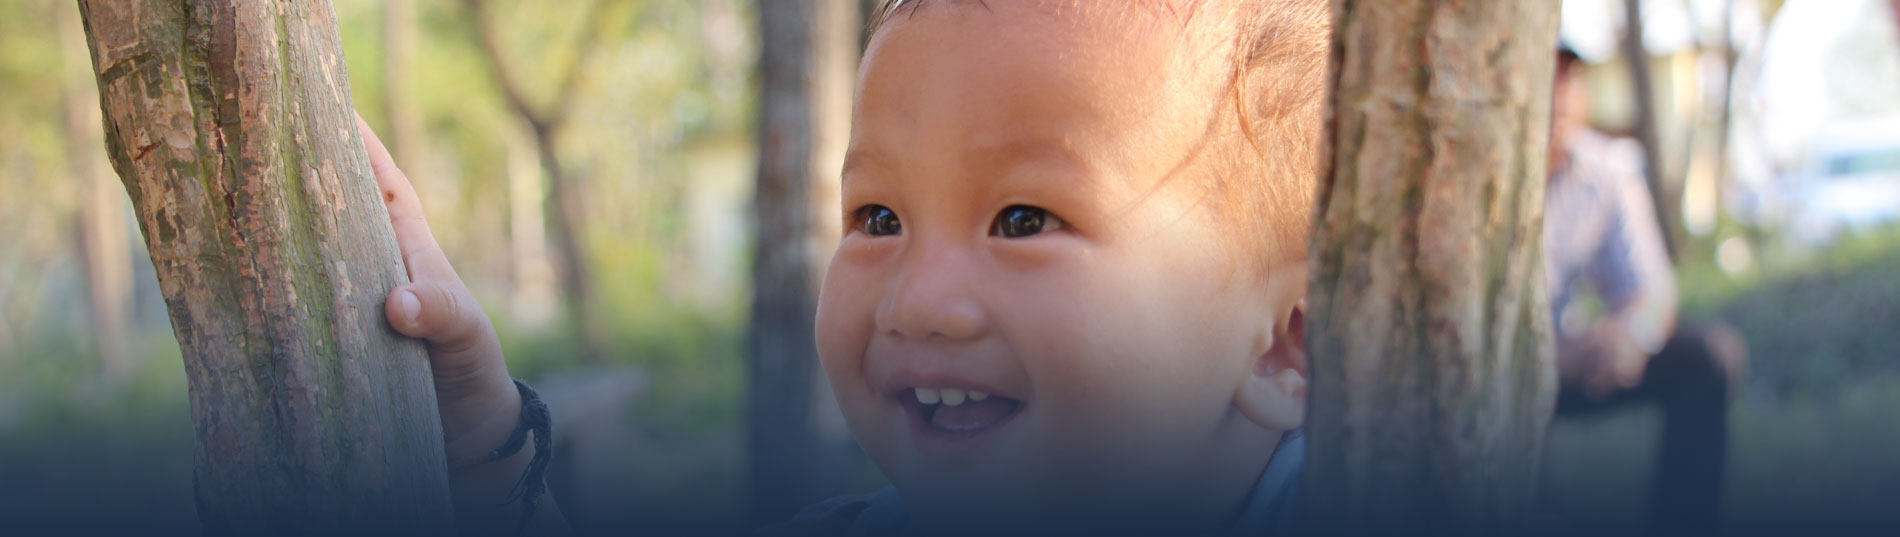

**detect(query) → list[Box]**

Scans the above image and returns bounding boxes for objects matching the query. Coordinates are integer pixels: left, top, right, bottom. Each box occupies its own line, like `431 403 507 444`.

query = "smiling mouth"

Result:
901 387 1023 440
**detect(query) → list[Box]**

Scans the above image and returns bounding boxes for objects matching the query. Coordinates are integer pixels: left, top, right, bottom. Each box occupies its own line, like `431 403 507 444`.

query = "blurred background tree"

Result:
746 0 858 526
1 0 1898 535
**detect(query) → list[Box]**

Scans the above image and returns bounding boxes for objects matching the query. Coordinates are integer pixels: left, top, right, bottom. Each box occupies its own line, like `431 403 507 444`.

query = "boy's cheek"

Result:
813 263 881 361
814 263 901 410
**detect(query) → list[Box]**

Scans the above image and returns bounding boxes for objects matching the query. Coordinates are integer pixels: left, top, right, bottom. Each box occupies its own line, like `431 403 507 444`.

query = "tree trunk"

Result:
1622 0 1680 262
507 124 560 328
1712 0 1738 220
383 0 430 188
748 0 857 525
463 0 609 359
1301 1 1560 535
61 0 133 376
75 1 454 534
531 122 604 359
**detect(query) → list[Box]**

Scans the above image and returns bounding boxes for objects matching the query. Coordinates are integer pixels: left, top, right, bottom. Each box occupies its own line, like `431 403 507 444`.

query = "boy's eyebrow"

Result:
841 145 893 182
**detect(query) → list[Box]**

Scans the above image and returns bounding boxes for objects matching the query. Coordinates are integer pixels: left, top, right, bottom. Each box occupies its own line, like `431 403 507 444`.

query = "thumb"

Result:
385 280 516 436
386 280 495 357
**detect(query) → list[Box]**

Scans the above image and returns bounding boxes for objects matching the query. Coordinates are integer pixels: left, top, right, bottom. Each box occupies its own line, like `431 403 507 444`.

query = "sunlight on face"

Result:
814 1 1301 532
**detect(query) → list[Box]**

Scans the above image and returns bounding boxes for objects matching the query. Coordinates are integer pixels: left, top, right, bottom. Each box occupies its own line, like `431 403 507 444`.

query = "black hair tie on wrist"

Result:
489 378 552 532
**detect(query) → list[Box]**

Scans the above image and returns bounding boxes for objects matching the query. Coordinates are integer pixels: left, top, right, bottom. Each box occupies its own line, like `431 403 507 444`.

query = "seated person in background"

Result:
1545 46 1749 535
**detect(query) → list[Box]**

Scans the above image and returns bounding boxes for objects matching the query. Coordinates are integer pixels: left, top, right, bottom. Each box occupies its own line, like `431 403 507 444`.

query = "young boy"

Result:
360 0 1330 534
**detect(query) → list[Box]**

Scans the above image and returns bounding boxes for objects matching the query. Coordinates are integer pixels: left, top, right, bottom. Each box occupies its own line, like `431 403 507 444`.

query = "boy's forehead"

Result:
853 0 1241 177
872 0 1256 69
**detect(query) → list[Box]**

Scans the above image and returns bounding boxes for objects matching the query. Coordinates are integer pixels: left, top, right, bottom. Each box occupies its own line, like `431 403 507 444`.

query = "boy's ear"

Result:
1236 301 1307 431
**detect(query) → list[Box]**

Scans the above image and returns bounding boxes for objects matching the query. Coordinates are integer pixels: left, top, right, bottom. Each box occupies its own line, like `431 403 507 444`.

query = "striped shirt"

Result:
1543 128 1676 353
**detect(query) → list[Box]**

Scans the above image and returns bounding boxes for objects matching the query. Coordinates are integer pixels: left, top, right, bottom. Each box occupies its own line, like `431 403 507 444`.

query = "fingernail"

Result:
398 289 421 327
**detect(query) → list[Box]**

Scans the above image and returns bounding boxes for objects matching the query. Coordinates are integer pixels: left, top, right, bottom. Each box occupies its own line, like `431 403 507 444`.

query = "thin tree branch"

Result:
462 0 616 132
464 0 546 130
546 0 616 128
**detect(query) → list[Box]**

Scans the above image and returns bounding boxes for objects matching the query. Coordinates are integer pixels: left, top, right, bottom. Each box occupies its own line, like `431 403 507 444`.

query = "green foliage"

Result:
1540 224 1900 531
1677 225 1900 397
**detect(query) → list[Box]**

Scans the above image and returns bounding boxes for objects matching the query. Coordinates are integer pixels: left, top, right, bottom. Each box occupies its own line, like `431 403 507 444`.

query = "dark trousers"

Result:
1555 322 1748 535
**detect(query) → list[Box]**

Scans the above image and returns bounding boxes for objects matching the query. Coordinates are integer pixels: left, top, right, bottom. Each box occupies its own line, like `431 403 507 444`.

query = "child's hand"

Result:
360 115 573 533
355 114 522 469
1558 320 1650 401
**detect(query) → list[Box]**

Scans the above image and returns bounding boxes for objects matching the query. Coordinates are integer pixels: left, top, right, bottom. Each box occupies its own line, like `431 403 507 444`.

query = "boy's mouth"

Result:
900 387 1023 447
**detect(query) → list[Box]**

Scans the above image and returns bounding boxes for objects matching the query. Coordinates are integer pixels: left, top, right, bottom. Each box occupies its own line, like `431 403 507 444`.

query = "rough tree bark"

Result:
1301 1 1560 535
749 0 857 525
75 1 453 534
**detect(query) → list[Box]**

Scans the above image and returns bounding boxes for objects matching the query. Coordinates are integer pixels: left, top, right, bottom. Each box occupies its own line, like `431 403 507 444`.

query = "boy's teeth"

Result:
914 387 1000 406
914 387 989 406
914 388 941 405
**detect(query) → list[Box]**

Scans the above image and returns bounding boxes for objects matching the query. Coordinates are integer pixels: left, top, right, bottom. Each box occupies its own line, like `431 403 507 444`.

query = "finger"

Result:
386 280 505 385
354 113 457 283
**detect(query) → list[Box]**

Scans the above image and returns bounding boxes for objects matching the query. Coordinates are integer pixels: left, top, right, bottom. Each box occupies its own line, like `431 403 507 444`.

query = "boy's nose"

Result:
875 246 991 343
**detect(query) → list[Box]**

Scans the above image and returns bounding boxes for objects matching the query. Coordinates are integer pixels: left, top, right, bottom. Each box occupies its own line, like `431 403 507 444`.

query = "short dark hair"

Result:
1556 43 1584 71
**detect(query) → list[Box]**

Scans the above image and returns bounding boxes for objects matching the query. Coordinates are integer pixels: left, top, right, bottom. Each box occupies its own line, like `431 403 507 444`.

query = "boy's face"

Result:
816 1 1307 530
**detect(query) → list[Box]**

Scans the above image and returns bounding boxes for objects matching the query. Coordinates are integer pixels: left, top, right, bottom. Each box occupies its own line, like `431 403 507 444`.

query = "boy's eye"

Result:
859 205 902 236
993 205 1064 238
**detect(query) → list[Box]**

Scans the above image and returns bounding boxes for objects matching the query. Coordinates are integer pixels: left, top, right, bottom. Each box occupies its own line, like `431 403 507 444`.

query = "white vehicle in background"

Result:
1768 120 1900 246
1727 0 1900 247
